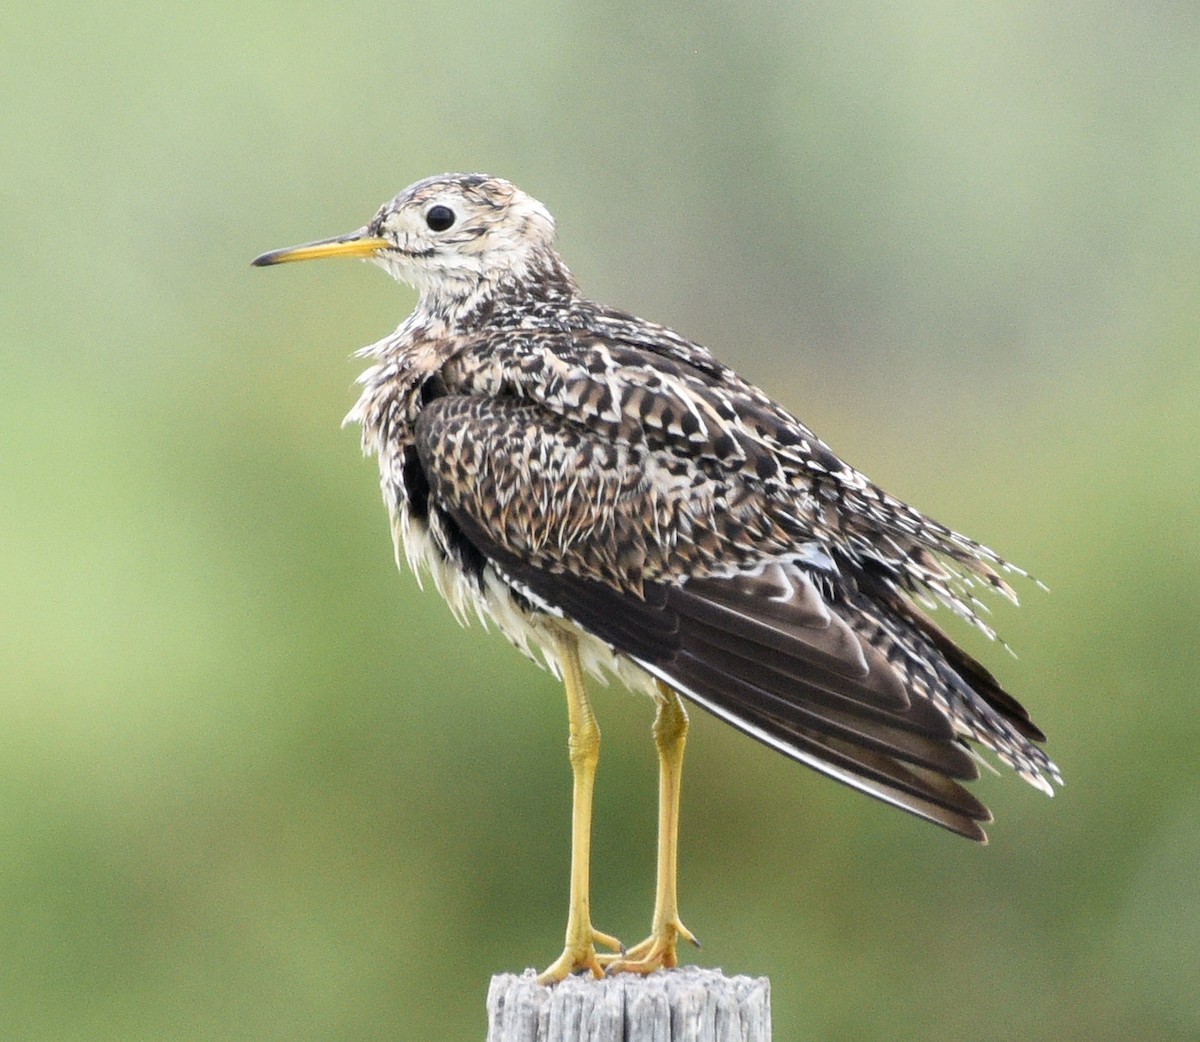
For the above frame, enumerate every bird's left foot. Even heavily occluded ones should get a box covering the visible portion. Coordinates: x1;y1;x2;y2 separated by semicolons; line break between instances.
599;917;699;975
537;925;625;984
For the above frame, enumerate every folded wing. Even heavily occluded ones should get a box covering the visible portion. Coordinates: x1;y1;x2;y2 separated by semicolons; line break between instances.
415;393;1056;841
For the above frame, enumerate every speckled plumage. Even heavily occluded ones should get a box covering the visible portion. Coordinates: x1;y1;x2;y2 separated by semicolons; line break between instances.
264;172;1059;843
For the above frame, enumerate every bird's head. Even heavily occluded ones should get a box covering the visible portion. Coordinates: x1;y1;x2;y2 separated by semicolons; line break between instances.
253;173;569;309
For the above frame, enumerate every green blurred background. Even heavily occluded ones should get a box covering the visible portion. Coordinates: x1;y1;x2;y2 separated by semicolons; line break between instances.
3;3;1197;1040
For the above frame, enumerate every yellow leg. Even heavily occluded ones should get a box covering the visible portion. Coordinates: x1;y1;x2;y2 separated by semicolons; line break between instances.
604;682;698;974
537;632;623;984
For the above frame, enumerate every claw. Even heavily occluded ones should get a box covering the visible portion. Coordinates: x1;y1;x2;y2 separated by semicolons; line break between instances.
538;926;624;984
601;918;697;975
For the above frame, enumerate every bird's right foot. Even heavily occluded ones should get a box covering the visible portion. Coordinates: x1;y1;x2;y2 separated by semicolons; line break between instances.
601;916;699;975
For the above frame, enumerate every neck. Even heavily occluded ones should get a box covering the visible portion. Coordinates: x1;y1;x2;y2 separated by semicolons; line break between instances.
417;249;581;333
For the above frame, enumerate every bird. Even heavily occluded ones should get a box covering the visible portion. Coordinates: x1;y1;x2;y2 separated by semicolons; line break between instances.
252;172;1059;983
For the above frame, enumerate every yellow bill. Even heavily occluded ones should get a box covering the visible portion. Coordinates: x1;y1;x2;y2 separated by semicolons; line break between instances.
251;228;389;267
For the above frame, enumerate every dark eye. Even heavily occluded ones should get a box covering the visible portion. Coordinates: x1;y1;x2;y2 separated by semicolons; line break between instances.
425;205;456;232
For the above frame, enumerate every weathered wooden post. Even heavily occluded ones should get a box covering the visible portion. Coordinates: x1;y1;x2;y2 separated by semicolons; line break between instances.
486;967;771;1041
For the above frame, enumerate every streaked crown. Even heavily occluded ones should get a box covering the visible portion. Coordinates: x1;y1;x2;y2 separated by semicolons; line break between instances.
367;173;560;294
253;173;566;309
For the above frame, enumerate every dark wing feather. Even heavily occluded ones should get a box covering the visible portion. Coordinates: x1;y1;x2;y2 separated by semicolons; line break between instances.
450;523;991;839
414;394;1022;840
443;325;1028;624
